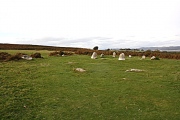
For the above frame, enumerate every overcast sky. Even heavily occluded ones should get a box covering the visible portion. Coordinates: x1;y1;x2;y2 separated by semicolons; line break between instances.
0;0;180;49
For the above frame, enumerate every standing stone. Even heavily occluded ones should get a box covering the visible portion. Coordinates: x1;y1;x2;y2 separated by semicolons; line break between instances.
150;56;156;60
118;53;125;60
112;52;116;57
100;53;104;58
91;52;97;59
142;55;146;59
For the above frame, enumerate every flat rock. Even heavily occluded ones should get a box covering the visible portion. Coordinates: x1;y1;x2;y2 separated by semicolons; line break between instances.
126;69;144;72
75;68;86;72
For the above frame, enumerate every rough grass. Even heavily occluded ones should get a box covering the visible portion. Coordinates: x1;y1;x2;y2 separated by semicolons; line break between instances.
0;50;180;120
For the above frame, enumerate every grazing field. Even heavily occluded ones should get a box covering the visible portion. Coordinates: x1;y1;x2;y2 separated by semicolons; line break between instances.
0;50;180;120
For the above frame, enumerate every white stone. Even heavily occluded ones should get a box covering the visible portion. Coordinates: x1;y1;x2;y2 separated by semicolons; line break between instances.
112;52;116;57
75;68;86;72
150;56;156;60
118;53;125;60
100;53;104;58
126;69;144;72
141;55;146;60
21;55;32;60
91;52;97;59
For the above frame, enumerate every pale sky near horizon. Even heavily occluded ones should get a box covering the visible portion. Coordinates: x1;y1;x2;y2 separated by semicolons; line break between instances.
0;0;180;49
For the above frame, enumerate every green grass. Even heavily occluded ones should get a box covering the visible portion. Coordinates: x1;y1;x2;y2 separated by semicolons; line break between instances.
0;50;180;120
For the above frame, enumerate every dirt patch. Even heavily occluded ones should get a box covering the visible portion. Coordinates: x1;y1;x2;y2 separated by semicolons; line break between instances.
67;62;78;64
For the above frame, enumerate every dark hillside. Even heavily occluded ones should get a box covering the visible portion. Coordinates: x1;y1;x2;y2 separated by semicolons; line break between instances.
0;43;90;52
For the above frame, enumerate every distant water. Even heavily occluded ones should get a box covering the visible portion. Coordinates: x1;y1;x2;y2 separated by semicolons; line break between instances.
160;50;180;52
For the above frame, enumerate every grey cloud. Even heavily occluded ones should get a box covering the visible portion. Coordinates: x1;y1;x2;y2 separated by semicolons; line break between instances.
26;37;114;49
15;36;180;50
16;37;141;49
56;37;114;49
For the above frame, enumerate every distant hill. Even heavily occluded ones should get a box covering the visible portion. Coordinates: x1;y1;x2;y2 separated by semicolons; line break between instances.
0;43;90;51
139;46;180;51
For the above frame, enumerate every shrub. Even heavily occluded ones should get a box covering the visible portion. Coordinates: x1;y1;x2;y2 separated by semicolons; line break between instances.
0;52;11;61
5;53;23;61
49;51;64;56
31;52;42;58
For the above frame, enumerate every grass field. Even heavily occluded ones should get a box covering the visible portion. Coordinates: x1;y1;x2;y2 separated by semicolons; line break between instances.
0;50;180;120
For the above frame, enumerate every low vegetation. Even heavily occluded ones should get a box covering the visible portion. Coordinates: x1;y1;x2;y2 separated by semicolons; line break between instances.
0;50;180;119
0;44;180;59
0;52;43;61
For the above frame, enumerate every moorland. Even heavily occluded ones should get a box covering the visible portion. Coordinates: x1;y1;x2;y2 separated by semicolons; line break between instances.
0;44;180;119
